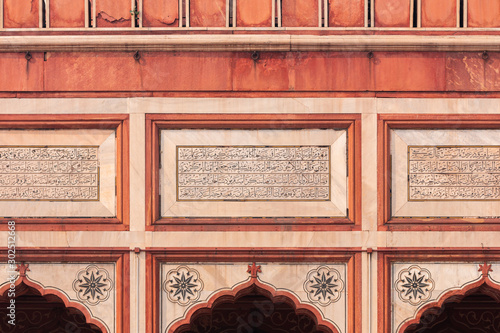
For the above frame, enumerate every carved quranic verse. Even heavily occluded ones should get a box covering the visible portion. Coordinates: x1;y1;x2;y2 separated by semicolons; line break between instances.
0;146;99;201
177;146;330;201
408;146;500;201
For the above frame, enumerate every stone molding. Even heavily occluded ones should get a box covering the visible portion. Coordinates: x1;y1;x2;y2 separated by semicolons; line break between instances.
2;34;500;52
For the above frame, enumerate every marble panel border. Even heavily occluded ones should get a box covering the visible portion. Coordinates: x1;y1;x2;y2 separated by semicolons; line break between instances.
0;247;131;333
377;248;500;333
0;114;130;231
145;248;362;333
378;114;500;231
145;113;362;231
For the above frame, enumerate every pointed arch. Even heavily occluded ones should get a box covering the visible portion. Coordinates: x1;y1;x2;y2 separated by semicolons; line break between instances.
168;277;340;333
398;274;500;333
0;274;108;333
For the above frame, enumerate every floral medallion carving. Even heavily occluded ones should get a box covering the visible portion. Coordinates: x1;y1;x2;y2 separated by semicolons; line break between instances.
395;265;435;306
303;266;344;306
72;265;113;306
164;266;204;306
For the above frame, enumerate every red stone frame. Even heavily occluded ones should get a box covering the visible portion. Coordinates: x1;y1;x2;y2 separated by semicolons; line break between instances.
378;114;500;231
0;114;130;231
145;248;362;333
145;114;361;231
0;248;131;333
377;248;500;333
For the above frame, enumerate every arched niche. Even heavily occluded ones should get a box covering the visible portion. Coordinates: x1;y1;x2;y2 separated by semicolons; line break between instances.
169;277;339;333
399;271;500;333
0;274;108;333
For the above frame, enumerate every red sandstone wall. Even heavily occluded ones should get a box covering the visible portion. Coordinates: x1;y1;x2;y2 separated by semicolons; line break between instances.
1;51;499;95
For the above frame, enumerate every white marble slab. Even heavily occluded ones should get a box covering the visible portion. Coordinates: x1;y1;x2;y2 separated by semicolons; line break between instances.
391;129;500;217
161;129;348;217
161;262;347;333
0;129;116;217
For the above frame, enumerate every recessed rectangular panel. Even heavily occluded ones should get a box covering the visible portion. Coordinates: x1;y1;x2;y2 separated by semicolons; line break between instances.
391;129;500;218
176;145;330;201
408;146;500;201
161;129;347;218
0;146;100;201
0;129;116;217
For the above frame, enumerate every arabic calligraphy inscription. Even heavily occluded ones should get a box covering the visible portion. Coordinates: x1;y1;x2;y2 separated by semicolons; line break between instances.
0;146;99;201
177;146;331;201
408;146;500;201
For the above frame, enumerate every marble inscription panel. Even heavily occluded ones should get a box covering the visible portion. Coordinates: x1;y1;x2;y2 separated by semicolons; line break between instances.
0;146;99;201
408;146;500;201
176;146;330;201
161;129;347;218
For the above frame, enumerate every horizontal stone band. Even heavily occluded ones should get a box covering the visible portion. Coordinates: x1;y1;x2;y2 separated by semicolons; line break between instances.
2;34;500;52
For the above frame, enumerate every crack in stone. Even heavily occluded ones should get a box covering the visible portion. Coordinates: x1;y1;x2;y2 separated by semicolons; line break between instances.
97;12;130;24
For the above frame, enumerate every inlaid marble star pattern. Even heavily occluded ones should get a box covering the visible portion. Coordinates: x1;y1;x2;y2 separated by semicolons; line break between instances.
164;266;204;306
395;265;435;306
171;272;197;300
304;266;344;306
72;265;113;306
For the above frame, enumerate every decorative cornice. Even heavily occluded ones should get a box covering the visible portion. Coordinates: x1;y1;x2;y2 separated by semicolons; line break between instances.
1;34;500;52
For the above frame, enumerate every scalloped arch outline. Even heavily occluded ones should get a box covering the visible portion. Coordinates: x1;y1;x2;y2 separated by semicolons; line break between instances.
167;276;341;333
397;272;500;333
0;273;109;333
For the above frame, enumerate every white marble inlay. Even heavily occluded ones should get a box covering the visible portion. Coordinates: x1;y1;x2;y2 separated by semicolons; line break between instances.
161;129;347;217
0;129;116;217
392;129;500;217
0;146;100;201
177;146;330;201
408;146;500;201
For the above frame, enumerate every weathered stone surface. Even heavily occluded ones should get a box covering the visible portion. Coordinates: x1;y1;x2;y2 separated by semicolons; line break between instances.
233;52;372;91
94;0;131;27
50;0;86;28
468;0;500;27
0;53;43;91
3;0;39;28
43;52;233;92
451;52;500;91
233;52;290;90
485;53;500;91
374;0;410;27
143;0;178;27
190;0;225;27
282;0;318;27
5;51;476;93
4;51;495;93
421;0;456;27
445;53;486;91
236;0;272;27
140;52;233;91
44;52;139;91
293;52;371;91
374;52;446;91
329;0;364;27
